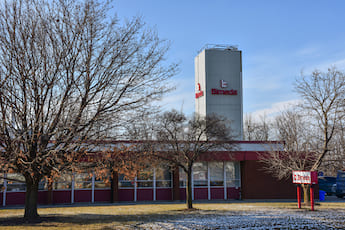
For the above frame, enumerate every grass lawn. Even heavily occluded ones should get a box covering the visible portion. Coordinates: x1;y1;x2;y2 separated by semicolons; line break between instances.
0;202;344;229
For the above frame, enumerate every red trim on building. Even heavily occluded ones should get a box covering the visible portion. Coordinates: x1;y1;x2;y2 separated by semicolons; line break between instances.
137;188;153;201
156;188;172;200
6;192;25;205
74;190;92;202
38;191;50;205
118;189;134;201
227;188;240;199
53;191;72;204
95;190;111;202
194;188;208;200
210;188;223;199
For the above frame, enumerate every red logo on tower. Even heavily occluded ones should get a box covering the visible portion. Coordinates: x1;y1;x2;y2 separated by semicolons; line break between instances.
211;80;237;95
220;80;228;88
195;83;204;99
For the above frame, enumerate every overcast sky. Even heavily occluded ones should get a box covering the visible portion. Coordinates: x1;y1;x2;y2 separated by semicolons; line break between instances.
112;0;345;118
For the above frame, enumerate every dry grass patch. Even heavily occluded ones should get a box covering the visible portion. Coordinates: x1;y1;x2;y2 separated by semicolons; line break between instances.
0;202;344;229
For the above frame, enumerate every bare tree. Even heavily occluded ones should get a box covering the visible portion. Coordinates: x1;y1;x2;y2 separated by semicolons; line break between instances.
295;68;345;171
244;113;272;141
259;108;317;203
0;0;177;219
151;110;236;209
321;118;345;175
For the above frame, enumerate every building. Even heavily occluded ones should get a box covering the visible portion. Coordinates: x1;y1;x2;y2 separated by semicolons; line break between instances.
195;45;243;139
0;141;296;206
0;45;297;207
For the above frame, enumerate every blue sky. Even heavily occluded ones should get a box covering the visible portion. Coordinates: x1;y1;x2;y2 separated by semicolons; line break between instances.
112;0;345;118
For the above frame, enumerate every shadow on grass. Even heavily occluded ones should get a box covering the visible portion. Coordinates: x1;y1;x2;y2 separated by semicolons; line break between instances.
0;209;221;227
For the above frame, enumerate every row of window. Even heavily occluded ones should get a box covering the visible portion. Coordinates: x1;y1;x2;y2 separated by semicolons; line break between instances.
0;162;240;192
179;162;240;187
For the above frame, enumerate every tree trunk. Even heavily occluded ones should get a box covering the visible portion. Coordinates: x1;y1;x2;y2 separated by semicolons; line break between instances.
24;177;39;220
301;184;310;205
110;170;118;203
186;167;193;209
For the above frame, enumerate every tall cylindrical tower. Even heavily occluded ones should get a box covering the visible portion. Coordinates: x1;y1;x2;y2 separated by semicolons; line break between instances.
195;45;243;139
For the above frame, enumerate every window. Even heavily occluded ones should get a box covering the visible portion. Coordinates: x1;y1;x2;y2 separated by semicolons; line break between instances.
6;173;25;192
193;162;208;187
118;174;134;188
210;162;223;186
95;176;110;189
137;169;153;188
53;173;72;190
38;178;48;191
225;162;240;187
156;166;172;188
75;173;92;189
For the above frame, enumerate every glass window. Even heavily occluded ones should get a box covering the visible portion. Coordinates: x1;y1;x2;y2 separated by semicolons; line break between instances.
95;176;111;189
53;173;72;190
6;173;26;192
75;173;92;189
137;169;153;180
156;166;172;188
38;178;48;191
225;162;240;187
118;174;134;188
210;162;223;186
137;169;153;188
193;162;208;187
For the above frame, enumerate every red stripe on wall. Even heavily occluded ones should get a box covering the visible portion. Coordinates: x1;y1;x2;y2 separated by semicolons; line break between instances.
74;190;92;203
137;188;153;201
53;191;72;204
156;188;172;200
194;188;208;200
227;187;240;199
94;189;111;202
211;188;224;199
6;192;25;205
118;189;134;201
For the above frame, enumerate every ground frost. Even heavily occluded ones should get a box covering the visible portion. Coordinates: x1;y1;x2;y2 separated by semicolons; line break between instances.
137;208;345;229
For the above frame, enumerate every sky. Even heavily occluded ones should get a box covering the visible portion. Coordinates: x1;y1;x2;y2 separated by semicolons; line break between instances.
111;0;345;119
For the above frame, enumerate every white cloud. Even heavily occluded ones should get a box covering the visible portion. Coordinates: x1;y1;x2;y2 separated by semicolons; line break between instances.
300;58;345;74
295;45;320;57
249;99;301;122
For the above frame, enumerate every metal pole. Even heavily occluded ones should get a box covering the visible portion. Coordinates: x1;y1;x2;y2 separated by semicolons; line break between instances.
2;174;7;207
207;162;210;200
223;162;227;200
153;168;156;201
91;172;95;203
134;176;137;202
310;185;314;211
297;185;301;209
71;173;75;204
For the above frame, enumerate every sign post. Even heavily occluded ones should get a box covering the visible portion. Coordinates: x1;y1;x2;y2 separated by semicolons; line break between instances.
310;186;315;211
297;185;301;209
292;171;318;211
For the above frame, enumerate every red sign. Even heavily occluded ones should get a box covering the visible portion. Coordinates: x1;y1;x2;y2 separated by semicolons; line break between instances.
292;171;318;184
195;83;204;99
211;88;237;95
